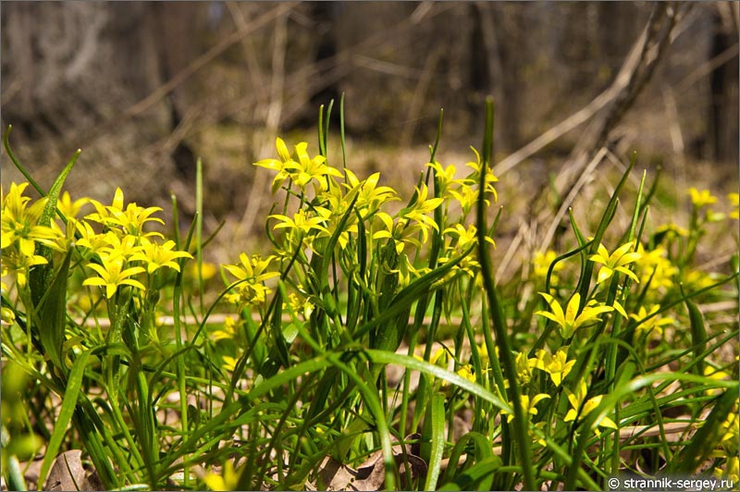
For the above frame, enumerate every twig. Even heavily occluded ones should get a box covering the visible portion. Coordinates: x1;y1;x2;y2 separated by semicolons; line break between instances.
539;147;608;253
400;47;442;148
77;3;297;149
494;90;614;176
122;3;296;120
504;3;688;260
676;43;739;94
235;10;288;241
493;4;684;177
226;2;269;105
662;86;687;208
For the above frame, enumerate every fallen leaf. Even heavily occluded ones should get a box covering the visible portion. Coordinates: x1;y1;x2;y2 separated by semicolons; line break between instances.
316;435;427;491
45;450;101;491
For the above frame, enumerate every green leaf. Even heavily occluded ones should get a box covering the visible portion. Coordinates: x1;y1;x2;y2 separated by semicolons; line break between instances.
684;296;707;376
365;350;511;414
674;386;739;474
30;149;80;305
33;251;73;372
422;393;446;491
441;431;496;486
363;245;474;351
37;350;92;488
438;456;501;491
3;125;44;195
576;152;636;309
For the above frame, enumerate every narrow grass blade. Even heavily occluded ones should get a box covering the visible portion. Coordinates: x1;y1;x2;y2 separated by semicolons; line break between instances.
37;350;92;488
356;245;474;344
30;149;80;305
3;125;44;195
422;392;446;491
576;152;636;309
33;251;72;372
565;371;738;489
476;98;534;490
339;93;347;169
365;350;511;414
438;456;501;491
683;294;707;376
429;108;444;163
674;385;738;474
441;431;496;486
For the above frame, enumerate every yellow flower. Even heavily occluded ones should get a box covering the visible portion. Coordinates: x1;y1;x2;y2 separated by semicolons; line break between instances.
221;355;238;372
533;250;563;284
728;193;739;220
285;142;342;191
82;253;146;299
372;211;422;256
715;456;739;484
501;393;551;422
129;238;192;274
444;223;494;250
634;244;677;292
531;346;575;387
449;185;481;218
1;247;48;288
254;137;295;194
1;182;61;256
719;411;738;446
223;253;279;285
86;187;164;238
564;381;617;431
100;232;143;259
1;306;15;325
430;346;450;368
439;223;492;278
688;187;718;208
456;364;476;383
588;241;641;284
704;366;732;397
683;269;717;292
655;223;690;239
344;169;399;215
312;205;357;251
629;304;674;339
465;146;498;202
211;316;238;342
185;261;218;283
399;183;444;240
287;292;314;319
427;161;474;201
269;209;329;236
223;253;279;307
536;292;613;339
57;191;89;219
254;137;342;194
203;460;243;491
514;351;536;385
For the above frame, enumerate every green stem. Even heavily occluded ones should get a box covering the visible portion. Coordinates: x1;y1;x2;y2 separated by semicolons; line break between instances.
475;98;534;491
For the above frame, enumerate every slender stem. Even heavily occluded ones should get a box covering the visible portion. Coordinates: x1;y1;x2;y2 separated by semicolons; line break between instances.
475;98;535;491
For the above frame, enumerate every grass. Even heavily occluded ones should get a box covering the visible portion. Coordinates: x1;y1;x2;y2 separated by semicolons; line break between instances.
1;98;738;491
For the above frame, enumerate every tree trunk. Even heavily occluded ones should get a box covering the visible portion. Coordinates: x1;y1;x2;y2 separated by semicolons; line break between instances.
709;3;739;165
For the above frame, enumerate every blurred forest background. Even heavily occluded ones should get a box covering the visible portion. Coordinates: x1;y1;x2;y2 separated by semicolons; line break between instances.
1;1;738;266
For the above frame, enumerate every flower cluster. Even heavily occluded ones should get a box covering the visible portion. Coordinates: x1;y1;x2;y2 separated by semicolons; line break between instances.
232;137;499;307
1;185;192;302
1;183;64;288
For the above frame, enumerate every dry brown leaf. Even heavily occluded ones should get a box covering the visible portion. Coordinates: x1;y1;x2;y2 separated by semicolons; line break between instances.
45;450;102;491
316;437;428;491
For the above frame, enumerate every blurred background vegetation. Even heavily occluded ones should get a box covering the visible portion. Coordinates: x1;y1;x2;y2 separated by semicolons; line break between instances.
1;1;737;267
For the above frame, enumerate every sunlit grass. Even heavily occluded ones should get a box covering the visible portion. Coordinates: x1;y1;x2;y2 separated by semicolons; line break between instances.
2;99;738;490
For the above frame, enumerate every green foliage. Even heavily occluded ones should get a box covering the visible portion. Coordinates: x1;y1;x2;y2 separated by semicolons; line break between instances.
1;98;738;491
